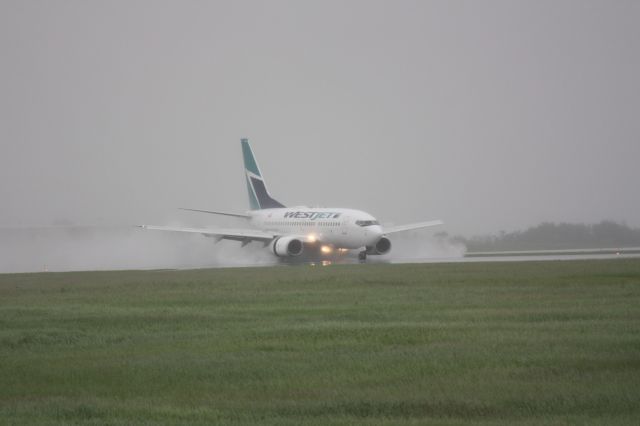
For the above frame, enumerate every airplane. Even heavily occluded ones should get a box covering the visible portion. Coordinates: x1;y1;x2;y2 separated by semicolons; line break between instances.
140;139;443;261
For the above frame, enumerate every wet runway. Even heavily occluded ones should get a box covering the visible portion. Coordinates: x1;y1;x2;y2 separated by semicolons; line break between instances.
1;225;639;273
308;248;640;266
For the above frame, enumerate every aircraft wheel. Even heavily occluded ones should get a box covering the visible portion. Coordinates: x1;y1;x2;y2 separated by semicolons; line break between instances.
358;251;367;262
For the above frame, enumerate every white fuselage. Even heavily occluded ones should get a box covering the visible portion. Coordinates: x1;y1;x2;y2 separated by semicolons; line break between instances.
249;207;383;249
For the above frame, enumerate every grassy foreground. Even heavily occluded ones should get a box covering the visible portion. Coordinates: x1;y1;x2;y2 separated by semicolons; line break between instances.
1;259;640;425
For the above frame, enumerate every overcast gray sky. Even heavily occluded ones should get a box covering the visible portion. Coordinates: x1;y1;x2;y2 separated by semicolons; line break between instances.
1;0;638;236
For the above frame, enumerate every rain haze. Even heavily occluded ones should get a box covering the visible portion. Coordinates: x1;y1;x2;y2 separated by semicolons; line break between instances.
1;0;639;271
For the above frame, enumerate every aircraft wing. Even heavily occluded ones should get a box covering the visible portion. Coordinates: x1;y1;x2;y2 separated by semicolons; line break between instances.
383;220;444;234
138;225;276;243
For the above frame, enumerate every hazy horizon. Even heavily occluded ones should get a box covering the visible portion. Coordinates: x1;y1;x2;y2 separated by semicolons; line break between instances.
2;0;639;237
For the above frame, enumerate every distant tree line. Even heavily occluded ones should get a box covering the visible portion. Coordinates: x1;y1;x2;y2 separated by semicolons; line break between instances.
449;221;640;252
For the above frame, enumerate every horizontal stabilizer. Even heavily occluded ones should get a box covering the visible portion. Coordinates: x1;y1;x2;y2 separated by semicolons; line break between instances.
179;208;250;218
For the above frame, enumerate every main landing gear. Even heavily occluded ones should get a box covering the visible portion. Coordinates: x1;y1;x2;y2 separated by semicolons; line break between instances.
358;251;367;262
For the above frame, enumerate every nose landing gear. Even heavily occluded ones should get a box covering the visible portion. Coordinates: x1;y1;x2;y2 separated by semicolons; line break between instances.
358;251;367;262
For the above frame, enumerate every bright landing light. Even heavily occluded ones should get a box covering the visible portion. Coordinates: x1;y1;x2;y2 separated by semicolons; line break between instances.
307;234;317;243
321;245;333;254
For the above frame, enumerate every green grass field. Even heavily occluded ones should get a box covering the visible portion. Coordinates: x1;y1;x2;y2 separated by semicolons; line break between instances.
1;259;640;425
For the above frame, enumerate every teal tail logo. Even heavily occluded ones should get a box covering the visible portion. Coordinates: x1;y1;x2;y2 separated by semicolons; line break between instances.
241;138;285;210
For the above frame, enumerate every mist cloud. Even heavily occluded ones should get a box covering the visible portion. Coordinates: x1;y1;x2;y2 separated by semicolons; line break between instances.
0;227;277;273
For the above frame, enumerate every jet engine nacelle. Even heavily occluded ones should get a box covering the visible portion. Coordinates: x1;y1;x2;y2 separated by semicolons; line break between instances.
365;236;392;255
271;236;304;257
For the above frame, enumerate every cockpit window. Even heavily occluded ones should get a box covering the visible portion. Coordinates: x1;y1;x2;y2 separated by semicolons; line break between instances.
355;220;379;227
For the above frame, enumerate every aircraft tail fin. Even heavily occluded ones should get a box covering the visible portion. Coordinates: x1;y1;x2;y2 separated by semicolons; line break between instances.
241;138;285;210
